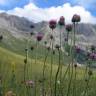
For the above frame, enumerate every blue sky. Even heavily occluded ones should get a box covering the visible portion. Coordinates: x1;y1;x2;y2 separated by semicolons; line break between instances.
0;0;96;16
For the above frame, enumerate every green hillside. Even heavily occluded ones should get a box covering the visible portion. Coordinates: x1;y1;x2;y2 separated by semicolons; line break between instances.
0;45;96;96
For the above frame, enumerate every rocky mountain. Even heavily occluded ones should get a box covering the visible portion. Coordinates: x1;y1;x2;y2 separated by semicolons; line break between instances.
0;12;96;48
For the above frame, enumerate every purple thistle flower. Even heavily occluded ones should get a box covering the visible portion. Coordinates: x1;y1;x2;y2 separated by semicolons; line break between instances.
87;52;90;57
49;20;57;30
5;91;16;96
58;16;65;26
89;52;96;60
75;46;81;53
36;32;44;41
65;24;73;32
25;80;35;88
72;14;81;23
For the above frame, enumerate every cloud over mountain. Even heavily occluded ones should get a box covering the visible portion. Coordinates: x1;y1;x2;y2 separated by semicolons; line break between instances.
6;3;96;24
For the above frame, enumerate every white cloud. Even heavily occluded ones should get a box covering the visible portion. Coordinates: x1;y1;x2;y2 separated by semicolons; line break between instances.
6;3;96;23
72;0;96;9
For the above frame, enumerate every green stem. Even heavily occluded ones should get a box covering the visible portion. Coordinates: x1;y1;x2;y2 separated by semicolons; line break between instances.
50;30;54;96
34;41;38;96
66;22;76;96
54;50;61;96
42;50;49;96
24;39;29;82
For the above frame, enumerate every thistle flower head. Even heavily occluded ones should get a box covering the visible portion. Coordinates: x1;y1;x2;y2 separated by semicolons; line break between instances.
55;44;60;50
38;78;46;83
74;64;77;68
24;59;27;64
30;25;35;28
91;45;95;52
30;46;34;51
89;52;96;60
64;38;68;42
88;70;93;76
53;50;55;55
36;32;44;41
58;16;65;26
65;24;73;32
44;41;47;45
30;31;35;36
75;46;81;53
49;20;57;30
0;35;3;41
25;80;35;88
25;48;28;51
72;14;81;23
5;91;16;96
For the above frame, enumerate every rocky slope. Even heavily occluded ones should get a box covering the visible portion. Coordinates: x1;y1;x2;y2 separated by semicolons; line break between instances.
0;12;96;48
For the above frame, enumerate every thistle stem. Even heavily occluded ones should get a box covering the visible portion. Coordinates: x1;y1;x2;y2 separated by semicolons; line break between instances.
42;50;49;96
66;22;76;96
54;49;61;96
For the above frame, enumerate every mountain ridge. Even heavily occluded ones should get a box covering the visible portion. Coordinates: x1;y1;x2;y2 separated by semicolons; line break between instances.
0;12;96;47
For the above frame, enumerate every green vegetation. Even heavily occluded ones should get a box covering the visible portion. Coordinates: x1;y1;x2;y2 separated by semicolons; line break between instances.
0;42;96;96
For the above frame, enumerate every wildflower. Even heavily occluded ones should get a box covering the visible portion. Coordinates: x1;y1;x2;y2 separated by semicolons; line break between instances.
55;44;60;50
89;52;96;60
49;20;57;30
88;70;93;76
53;50;55;55
72;14;81;23
91;45;95;52
85;78;88;82
30;31;35;36
30;25;35;28
44;41;47;45
0;35;3;41
65;24;73;32
74;64;77;68
25;48;28;51
64;38;68;42
30;46;34;51
5;91;16;96
75;46;81;53
36;32;44;41
58;16;65;26
24;59;27;64
25;80;35;88
38;78;46;83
